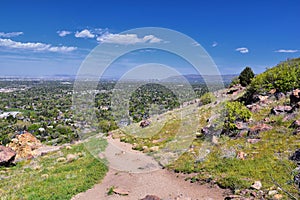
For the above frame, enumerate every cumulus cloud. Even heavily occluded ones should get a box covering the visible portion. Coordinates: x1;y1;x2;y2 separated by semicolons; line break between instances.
0;31;23;38
75;29;95;38
212;41;218;47
0;38;77;53
57;30;71;37
274;49;298;53
97;33;162;45
236;47;249;54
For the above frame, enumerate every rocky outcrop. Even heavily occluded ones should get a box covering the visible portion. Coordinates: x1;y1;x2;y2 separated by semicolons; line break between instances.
8;132;42;160
0;145;16;166
290;89;300;106
227;84;244;95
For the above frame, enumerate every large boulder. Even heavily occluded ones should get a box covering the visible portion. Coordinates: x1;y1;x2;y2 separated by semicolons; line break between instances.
0;145;16;166
8;132;42;160
290;89;300;106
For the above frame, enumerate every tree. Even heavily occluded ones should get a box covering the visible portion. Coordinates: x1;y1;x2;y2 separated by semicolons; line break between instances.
239;67;255;87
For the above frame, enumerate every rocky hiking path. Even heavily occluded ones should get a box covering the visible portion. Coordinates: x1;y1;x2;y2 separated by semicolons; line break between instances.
72;136;227;200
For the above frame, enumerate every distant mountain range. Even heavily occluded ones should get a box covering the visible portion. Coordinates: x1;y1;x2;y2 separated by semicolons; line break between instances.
0;74;237;84
164;74;237;84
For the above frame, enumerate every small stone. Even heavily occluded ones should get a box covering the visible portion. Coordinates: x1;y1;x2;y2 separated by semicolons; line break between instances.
211;136;219;145
112;187;129;196
57;157;66;162
224;195;243;199
41;174;49;179
251;181;262;190
264;117;270;122
237;151;246;160
268;190;278;196
247;139;260;144
140;195;161;200
290;120;300;129
65;146;72;150
149;146;159;152
273;194;283;200
76;152;83;157
195;132;203;138
142;146;149;153
66;154;77;162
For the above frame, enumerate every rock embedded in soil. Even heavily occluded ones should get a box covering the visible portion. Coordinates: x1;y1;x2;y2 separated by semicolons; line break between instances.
251;181;262;190
270;105;293;115
290;149;300;162
290;89;300;106
112;187;129;196
248;123;272;136
140;195;161;200
0;145;16;166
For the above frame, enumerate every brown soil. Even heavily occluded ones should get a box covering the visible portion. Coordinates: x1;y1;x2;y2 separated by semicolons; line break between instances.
72;136;228;200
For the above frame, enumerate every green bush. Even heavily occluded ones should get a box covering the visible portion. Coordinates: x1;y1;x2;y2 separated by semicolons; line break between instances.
239;67;255;87
200;92;216;105
223;101;252;135
243;58;300;103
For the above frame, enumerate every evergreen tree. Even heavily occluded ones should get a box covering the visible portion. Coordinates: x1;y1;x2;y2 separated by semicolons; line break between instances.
239;67;255;86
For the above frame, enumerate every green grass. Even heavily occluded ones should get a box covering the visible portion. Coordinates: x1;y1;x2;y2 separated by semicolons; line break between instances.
116;90;300;198
0;137;108;200
169;98;300;198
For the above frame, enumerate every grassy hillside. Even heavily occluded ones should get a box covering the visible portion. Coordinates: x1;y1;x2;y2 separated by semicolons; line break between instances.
0;137;108;200
113;58;300;199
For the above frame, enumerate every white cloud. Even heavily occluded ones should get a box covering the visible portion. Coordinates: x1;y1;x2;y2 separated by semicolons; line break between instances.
57;30;71;37
97;33;163;45
48;46;77;52
0;38;77;53
236;47;249;54
275;49;298;53
212;41;218;47
0;31;23;38
192;42;200;46
75;29;95;38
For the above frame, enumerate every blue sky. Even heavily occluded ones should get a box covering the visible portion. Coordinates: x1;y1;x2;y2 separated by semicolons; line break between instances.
0;0;299;77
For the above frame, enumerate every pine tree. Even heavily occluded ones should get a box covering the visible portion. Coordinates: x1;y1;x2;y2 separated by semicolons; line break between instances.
239;67;255;87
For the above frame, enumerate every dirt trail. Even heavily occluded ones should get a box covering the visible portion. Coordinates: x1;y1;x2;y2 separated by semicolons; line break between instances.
72;136;227;200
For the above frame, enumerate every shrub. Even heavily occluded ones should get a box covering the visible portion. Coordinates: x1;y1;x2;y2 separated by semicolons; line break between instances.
242;58;300;103
200;92;216;105
223;101;252;135
239;67;255;87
